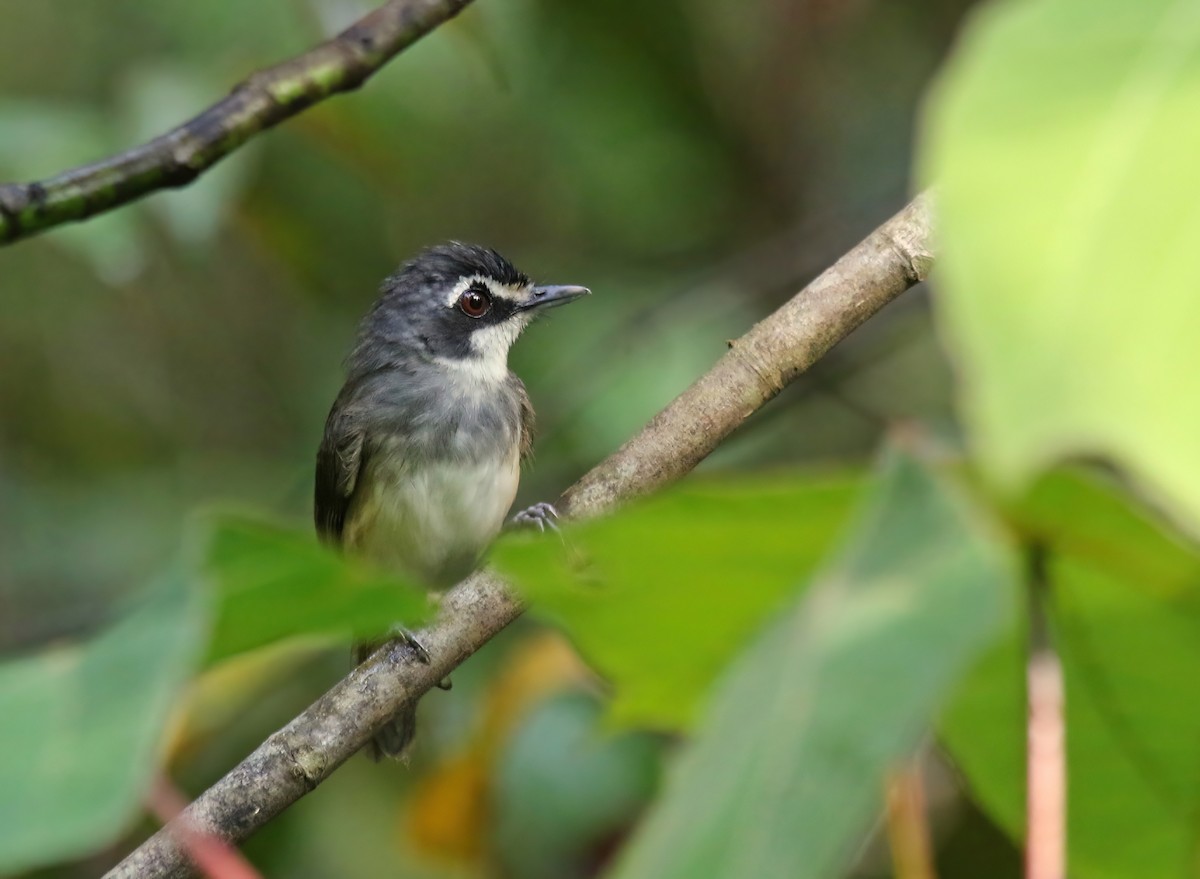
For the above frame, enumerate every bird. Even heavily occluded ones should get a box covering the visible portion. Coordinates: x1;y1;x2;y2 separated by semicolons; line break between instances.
314;242;590;759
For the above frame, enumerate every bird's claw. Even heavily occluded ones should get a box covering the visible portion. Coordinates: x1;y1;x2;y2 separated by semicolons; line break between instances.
391;627;432;665
392;629;451;690
509;501;560;533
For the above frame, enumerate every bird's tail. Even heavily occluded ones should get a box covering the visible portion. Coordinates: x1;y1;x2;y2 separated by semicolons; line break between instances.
354;640;418;761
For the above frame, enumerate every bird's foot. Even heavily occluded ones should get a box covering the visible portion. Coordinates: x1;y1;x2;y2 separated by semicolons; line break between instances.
389;627;450;688
390;626;432;665
508;501;560;533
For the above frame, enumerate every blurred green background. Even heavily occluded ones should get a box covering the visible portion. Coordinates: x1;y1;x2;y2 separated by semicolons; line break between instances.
0;0;1010;876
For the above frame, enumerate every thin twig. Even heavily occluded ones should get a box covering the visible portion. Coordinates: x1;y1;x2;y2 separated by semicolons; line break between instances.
1025;543;1066;879
0;0;475;244
105;192;936;879
885;760;938;879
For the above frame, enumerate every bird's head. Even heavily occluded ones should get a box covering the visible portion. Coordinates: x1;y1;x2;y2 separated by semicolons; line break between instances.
357;242;590;382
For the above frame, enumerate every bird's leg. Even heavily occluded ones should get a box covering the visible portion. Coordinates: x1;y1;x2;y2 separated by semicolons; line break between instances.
507;501;560;533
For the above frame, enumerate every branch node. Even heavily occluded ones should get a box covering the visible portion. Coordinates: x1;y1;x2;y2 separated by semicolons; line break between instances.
881;229;927;285
276;738;326;792
0;184;25;236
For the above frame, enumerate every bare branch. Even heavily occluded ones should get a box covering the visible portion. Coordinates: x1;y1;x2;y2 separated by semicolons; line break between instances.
0;0;475;245
105;192;936;879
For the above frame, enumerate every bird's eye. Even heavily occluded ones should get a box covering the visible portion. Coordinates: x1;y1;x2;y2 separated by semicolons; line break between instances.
458;288;492;318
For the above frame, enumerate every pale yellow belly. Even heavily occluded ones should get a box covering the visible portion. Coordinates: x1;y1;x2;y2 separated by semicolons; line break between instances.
344;450;520;588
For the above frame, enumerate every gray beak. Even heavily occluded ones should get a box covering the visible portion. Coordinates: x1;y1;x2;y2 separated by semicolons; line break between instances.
524;284;591;311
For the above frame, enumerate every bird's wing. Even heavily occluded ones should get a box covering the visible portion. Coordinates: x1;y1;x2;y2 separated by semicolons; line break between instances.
314;406;367;545
516;378;536;463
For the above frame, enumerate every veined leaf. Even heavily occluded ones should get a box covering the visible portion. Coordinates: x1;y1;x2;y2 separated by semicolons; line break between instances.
201;514;433;665
608;446;1016;879
494;470;863;729
0;568;204;873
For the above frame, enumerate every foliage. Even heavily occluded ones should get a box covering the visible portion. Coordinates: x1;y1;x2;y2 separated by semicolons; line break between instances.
0;511;436;873
944;473;1200;878
494;472;862;729
921;0;1200;875
202;514;433;664
921;0;1200;534
3;0;1200;876
608;447;1015;879
0;569;204;874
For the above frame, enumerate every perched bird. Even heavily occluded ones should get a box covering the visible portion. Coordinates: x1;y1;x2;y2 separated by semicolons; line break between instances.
315;242;590;759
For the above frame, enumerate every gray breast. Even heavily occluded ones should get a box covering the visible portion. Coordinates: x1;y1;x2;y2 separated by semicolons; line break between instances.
342;365;527;586
360;364;525;464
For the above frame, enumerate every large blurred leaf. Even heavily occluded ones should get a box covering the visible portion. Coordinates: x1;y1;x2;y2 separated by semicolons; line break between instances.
0;568;204;873
943;472;1200;879
607;446;1015;879
494;471;863;729
201;514;433;664
920;0;1200;532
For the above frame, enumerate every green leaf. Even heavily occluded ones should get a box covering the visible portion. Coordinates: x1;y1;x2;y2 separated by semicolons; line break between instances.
493;471;863;729
943;472;1200;879
0;568;205;873
919;0;1200;532
201;514;433;664
607;446;1016;879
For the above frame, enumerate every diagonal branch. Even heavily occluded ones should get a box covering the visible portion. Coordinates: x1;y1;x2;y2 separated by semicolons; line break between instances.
105;192;936;879
0;0;475;245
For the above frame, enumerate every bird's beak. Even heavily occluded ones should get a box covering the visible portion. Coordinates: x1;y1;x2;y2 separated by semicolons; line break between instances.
524;284;591;311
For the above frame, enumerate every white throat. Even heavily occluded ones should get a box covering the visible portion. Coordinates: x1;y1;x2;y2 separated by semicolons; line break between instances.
435;347;511;386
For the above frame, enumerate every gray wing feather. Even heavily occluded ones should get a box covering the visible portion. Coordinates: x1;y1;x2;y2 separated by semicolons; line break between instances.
514;376;536;462
314;403;367;545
